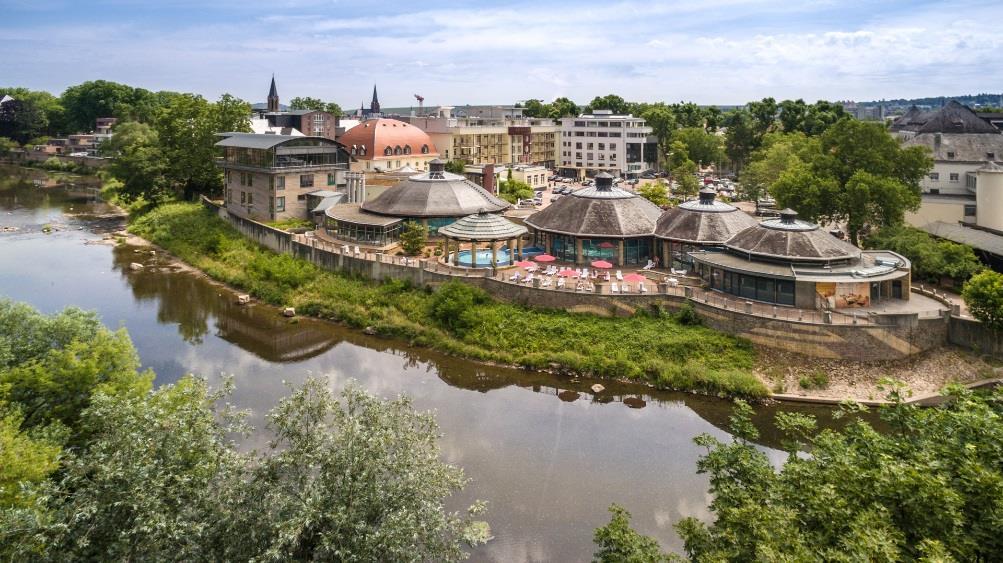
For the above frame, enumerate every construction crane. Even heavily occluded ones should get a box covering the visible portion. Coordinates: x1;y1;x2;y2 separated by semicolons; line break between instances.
414;94;424;115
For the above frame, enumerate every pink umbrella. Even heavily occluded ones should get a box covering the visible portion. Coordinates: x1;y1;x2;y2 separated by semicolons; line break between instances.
598;241;616;249
534;254;556;262
622;273;647;283
514;260;535;268
557;269;578;277
590;260;613;269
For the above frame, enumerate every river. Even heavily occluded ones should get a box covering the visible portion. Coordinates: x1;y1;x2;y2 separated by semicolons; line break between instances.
0;165;842;561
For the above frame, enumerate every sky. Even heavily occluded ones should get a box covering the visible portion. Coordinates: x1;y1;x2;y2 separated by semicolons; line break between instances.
2;0;1001;108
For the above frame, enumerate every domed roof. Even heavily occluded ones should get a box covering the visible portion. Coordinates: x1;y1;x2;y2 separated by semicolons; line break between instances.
361;160;509;218
524;173;661;237
339;118;438;159
654;188;758;243
726;209;861;263
438;210;528;241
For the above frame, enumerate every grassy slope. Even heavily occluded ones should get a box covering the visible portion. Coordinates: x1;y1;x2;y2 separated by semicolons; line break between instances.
130;203;766;397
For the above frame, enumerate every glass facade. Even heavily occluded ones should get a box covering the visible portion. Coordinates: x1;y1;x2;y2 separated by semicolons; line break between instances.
666;241;700;269
325;218;402;247
551;234;577;262
581;238;616;261
699;263;796;306
426;217;457;235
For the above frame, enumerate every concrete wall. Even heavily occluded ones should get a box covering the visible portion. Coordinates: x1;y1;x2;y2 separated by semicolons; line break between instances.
949;316;1003;360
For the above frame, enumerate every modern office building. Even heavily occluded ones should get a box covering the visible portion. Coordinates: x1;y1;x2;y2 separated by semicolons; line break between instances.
557;110;657;179
216;133;351;222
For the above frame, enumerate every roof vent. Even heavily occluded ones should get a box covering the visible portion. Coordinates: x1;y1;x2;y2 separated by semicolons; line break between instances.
698;187;716;205
594;172;613;191
778;208;799;224
428;158;446;179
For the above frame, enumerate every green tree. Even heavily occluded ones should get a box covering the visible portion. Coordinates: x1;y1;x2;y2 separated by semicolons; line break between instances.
640;105;677;153
722;109;758;172
445;159;467;174
289;96;324;110
548;97;579;119
669;391;1003;561
637;180;669;206
771;119;931;244
587;94;630;115
673;160;700;198
0;87;66;136
669;102;706;128
673;127;724;166
865;225;983;283
522;99;547;117
962;270;1003;330
100;121;169;203
60;80;139;131
739;132;816;202
0;98;46;144
593;504;673;562
400;220;428;255
0;137;17;157
0;407;62;508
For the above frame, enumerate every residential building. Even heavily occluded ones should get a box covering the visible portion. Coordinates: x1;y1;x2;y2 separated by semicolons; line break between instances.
254;76;338;139
893;101;1003;197
216;133;351;222
405;109;558;167
557;110;657;179
337;118;440;173
461;163;548;195
839;101;884;121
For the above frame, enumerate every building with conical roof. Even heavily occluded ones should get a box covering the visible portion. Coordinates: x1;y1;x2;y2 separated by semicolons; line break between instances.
524;173;661;266
690;209;911;309
267;75;279;113
654;187;758;269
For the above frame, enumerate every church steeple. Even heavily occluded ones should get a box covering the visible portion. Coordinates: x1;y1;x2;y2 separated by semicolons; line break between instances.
370;84;380;114
267;75;280;113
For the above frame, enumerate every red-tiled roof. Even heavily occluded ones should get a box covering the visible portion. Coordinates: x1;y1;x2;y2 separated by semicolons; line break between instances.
338;118;438;160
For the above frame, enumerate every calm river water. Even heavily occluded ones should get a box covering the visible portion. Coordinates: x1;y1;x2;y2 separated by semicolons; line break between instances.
0;166;841;561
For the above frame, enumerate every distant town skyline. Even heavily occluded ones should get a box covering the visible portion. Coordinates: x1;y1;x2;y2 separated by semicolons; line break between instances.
4;0;1001;107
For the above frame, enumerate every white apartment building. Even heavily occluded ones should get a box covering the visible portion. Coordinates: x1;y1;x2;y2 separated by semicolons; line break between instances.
558;110;657;179
405;110;558;168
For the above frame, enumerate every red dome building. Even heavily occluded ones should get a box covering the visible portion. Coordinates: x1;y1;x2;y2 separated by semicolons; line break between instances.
338;118;439;173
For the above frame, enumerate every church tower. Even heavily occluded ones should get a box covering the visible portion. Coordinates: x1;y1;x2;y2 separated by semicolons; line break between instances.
370;84;380;115
267;75;280;113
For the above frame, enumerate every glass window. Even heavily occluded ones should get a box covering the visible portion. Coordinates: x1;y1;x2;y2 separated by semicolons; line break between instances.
740;275;756;299
756;278;775;302
276;196;285;212
777;280;795;305
247;193;253;205
327;173;336;186
276;176;285;189
300;174;314;188
240;191;246;204
929;172;939;181
949;173;959;181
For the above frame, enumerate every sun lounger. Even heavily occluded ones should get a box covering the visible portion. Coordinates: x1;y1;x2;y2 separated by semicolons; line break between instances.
639;282;648;293
509;272;521;281
354;245;361;256
670;267;688;276
622;284;630;293
582;268;589;278
556;277;565;289
541;277;552;288
523;273;534;285
342;245;350;254
615;270;623;281
611;283;619;293
642;260;655;270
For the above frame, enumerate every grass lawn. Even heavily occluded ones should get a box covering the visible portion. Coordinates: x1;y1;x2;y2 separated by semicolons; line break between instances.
130;202;766;397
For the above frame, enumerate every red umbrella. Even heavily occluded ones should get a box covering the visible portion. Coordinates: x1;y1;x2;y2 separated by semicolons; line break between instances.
514;260;535;268
534;254;556;262
590;260;613;269
598;241;616;249
622;273;647;282
557;269;578;277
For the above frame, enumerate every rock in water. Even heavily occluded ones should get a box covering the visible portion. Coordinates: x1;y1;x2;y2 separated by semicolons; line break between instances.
236;294;251;305
282;307;296;317
591;384;605;393
129;262;144;271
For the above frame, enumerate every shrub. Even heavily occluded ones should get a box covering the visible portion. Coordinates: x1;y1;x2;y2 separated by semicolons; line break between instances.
962;270;1003;330
675;302;702;326
798;370;829;390
428;282;489;337
400;221;427;256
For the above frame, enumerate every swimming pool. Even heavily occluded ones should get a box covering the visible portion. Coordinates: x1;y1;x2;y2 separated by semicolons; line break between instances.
454;248;513;267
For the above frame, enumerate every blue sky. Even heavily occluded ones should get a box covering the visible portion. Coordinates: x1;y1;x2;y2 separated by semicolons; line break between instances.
3;0;1000;107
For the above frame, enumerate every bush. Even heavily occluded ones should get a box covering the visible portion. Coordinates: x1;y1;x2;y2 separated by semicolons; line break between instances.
400;221;427;256
962;270;1003;330
865;225;983;284
798;370;829;390
675;303;702;326
428;282;489;337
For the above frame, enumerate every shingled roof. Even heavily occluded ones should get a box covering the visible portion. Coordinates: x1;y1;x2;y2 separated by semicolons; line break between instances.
437;211;528;241
891;101;999;135
725;209;862;263
361;160;508;218
524;173;662;237
654;188;758;243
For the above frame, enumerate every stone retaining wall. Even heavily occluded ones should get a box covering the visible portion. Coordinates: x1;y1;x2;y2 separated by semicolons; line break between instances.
948;316;1003;361
203;197;964;362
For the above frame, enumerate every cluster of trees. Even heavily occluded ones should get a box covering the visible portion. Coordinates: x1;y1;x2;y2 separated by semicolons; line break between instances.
520;97;579;119
864;225;983;284
595;387;1003;561
0;299;488;561
288;96;343;117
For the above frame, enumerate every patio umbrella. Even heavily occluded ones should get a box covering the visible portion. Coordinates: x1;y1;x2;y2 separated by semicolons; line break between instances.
534;254;556;262
590;260;613;269
557;269;578;277
598;241;616;249
622;273;647;283
514;260;536;268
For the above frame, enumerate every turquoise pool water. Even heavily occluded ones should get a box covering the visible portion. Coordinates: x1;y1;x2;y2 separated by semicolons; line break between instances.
455;248;513;267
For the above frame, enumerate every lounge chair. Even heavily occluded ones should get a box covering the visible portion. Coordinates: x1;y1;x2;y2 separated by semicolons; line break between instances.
541;277;552;288
354;245;361;256
342;245;350;254
611;283;619;293
639;282;648;293
615;270;624;281
670;267;688;276
642;260;655;270
509;272;521;282
523;273;534;285
582;268;589;278
622;284;631;293
556;277;565;289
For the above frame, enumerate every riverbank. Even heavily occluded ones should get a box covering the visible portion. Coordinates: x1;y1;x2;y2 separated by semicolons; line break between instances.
128;202;767;397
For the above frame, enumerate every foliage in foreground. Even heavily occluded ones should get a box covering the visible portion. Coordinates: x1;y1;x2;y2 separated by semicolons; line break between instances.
865;224;983;284
0;302;486;561
129;203;765;397
596;387;1003;561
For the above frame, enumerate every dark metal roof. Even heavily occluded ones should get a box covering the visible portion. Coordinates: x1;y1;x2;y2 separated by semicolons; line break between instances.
654;190;758;243
361;168;509;218
891;101;1000;135
438;211;528;241
726;211;862;263
524;184;662;238
215;133;338;150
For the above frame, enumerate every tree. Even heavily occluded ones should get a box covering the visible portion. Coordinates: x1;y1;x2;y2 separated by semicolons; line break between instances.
673;162;700;198
400;220;428;255
673;127;724;166
498;178;534;204
586;94;630;115
0;98;45;144
637;180;669;206
289;96;325;111
324;101;343;116
865;226;985;283
60;80;138;132
100;121;169;203
0;407;62;508
522;99;547;117
670;102;706;128
770;119;931;244
962;270;1003;330
1;87;66;136
0;137;17;157
593;504;673;562
445;159;467;174
548;97;579;119
739;132;816;202
639;105;676;153
722;109;758;172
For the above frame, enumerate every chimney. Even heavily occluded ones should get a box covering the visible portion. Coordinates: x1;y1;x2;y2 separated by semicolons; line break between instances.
482;164;496;194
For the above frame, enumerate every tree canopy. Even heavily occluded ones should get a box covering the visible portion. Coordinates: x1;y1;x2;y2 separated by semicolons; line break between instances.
962;270;1003;330
289;96;343;116
864;225;983;284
